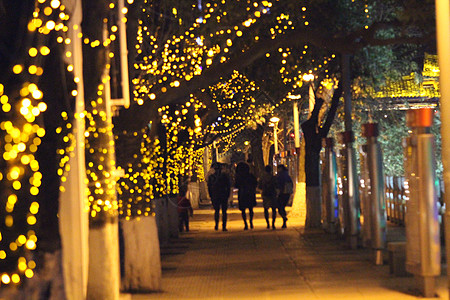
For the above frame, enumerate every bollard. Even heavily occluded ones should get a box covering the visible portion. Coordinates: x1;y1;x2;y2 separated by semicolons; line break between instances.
360;143;371;248
336;150;346;237
404;108;440;297
321;138;338;233
338;131;360;248
361;123;387;265
385;176;393;221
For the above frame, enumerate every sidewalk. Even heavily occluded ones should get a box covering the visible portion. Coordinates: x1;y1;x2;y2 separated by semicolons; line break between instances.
121;206;448;300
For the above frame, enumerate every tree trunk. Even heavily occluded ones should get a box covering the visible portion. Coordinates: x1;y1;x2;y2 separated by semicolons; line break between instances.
303;136;323;228
301;83;342;229
289;139;306;220
262;130;272;166
121;216;161;292
87;220;120;300
250;125;265;178
81;1;121;299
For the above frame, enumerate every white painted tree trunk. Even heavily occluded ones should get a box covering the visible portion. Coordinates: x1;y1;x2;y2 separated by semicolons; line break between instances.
121;216;162;292
289;182;306;221
305;186;322;228
187;182;200;209
87;221;120;300
0;251;66;300
155;198;170;245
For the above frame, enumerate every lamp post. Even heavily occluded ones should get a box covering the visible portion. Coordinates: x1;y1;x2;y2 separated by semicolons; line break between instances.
270;116;280;154
287;94;301;149
302;73;315;118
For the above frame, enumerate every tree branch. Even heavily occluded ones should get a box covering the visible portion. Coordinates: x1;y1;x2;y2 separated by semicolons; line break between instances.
116;18;433;132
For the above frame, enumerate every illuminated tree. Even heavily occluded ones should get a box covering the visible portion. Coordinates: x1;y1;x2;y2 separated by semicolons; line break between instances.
0;0;76;295
0;0;438;296
114;0;437;233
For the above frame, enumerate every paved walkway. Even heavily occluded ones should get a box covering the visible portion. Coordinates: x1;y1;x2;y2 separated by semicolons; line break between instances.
121;206;449;300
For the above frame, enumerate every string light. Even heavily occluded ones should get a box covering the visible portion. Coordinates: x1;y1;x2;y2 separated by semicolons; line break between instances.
0;0;67;286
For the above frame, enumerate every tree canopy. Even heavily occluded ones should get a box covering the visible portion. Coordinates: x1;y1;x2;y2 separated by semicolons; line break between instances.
116;0;436;134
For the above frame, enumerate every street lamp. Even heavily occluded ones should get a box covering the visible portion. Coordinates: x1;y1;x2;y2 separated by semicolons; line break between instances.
287;94;301;149
270;116;280;123
302;73;315;118
270;116;280;154
302;73;315;82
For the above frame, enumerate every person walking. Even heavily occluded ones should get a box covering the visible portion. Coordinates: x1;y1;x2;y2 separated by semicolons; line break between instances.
259;165;278;229
207;163;231;231
177;189;193;232
235;162;257;230
276;164;293;228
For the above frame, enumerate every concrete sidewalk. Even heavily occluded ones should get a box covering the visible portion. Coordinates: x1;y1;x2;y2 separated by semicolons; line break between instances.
121;206;448;300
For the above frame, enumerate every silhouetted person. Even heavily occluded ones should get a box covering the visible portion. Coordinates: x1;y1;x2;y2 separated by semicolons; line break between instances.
177;190;193;232
259;165;278;229
207;163;231;231
276;164;293;228
235;162;257;230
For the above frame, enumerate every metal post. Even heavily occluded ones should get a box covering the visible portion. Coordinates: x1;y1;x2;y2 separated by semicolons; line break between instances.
340;54;360;249
321;138;338;233
293;101;300;148
435;0;450;297
339;131;360;249
361;123;387;265
273;123;279;154
110;0;131;108
404;109;440;298
360;142;371;248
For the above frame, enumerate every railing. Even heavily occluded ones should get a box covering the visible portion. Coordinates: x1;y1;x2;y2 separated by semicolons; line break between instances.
385;176;407;225
385;176;445;226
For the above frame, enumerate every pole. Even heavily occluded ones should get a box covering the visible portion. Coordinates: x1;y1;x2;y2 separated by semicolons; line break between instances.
117;0;130;108
341;54;360;248
435;0;450;297
273;123;278;154
293;101;300;148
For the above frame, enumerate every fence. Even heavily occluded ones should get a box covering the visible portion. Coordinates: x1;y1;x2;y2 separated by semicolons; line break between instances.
384;176;445;225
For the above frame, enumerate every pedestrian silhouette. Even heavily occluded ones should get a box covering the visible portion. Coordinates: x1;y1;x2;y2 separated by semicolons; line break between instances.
276;164;293;228
259;165;278;229
235;162;257;230
177;189;193;232
207;163;231;231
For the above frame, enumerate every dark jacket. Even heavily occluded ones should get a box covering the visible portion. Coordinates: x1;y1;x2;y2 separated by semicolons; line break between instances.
276;169;293;195
207;170;231;203
177;196;193;215
259;172;277;198
235;163;257;210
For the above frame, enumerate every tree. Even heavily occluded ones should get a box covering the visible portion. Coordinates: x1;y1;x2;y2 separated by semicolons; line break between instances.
115;0;437;235
302;82;342;228
0;0;438;296
0;1;76;298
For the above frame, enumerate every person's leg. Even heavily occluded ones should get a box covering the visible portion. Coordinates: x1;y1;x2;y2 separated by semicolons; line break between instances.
178;215;184;232
214;205;220;230
264;207;270;228
271;207;277;229
185;214;190;232
222;201;228;231
249;207;254;229
280;194;289;228
277;195;287;228
241;209;248;230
